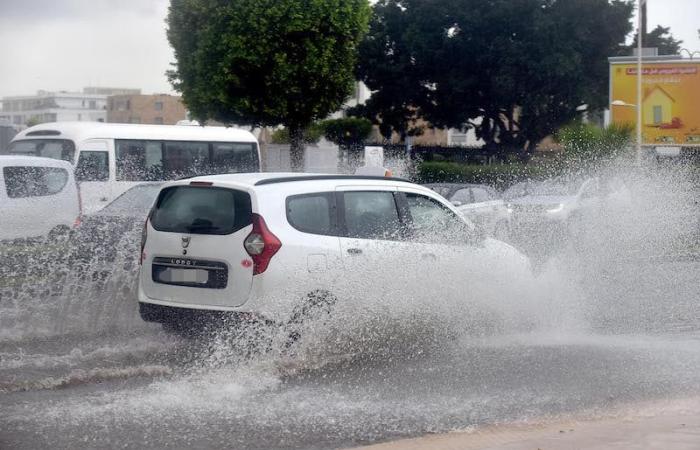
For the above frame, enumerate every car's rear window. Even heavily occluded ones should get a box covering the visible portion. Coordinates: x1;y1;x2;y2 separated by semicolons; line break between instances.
150;186;252;235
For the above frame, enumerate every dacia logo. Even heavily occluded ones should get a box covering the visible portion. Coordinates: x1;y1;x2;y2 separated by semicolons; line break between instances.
170;258;193;266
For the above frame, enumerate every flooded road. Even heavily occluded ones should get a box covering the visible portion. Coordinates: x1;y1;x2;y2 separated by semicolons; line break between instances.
1;257;699;450
1;169;699;449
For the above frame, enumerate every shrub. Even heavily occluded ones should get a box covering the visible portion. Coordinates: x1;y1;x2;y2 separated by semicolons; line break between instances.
558;122;634;164
416;162;556;190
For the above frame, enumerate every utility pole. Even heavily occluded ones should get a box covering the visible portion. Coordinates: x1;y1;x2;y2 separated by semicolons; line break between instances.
636;0;645;165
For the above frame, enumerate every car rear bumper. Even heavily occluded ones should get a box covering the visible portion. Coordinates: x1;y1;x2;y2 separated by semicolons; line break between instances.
139;301;270;327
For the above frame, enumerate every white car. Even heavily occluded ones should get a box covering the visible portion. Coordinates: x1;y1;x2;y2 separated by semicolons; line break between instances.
424;183;510;237
0;155;81;241
137;173;531;333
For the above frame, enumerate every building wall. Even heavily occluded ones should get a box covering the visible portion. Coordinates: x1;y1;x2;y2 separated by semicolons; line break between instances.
107;94;187;125
0;87;139;128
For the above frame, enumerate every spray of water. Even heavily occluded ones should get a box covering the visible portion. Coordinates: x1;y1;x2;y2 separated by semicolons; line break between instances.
1;159;698;441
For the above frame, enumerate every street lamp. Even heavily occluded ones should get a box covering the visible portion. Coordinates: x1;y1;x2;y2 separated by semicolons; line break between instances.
634;0;643;165
611;100;636;107
611;99;642;163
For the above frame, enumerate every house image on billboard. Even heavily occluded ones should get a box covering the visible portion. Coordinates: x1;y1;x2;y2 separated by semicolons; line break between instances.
643;85;675;126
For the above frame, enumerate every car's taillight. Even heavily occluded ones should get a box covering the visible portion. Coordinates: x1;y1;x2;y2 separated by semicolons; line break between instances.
140;218;148;265
244;214;281;275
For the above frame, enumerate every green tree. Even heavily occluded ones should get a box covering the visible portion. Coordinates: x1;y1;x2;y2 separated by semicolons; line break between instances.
167;0;371;171
320;117;373;146
25;116;42;128
627;25;683;55
357;0;634;159
270;124;324;145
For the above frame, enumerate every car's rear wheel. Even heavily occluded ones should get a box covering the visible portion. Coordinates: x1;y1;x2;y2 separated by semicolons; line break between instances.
286;290;337;346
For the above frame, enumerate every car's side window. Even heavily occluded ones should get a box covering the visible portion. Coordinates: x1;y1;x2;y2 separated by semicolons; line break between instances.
470;187;491;203
287;192;336;236
450;188;472;205
341;191;403;240
405;193;470;244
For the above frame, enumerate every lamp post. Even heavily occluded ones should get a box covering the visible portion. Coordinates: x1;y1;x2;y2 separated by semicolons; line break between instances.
680;48;700;59
635;0;644;165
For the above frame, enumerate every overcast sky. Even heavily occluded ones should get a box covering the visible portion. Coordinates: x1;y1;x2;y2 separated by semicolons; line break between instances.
0;0;698;98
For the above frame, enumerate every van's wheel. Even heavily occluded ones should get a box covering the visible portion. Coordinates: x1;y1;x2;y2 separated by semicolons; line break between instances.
286;290;337;345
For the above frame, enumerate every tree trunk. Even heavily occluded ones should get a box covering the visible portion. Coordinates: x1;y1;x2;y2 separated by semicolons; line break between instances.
289;125;305;172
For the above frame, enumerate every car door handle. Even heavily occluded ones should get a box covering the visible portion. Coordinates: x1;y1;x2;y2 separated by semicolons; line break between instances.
422;253;437;260
99;197;108;202
347;248;363;255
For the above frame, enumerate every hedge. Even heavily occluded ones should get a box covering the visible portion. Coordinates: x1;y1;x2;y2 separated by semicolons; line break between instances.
415;161;559;190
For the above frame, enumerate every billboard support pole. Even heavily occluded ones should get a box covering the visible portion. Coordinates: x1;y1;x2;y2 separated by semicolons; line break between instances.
636;0;644;164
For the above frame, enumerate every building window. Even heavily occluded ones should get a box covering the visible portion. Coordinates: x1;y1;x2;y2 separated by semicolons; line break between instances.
89;100;97;109
154;101;164;111
154;117;164;125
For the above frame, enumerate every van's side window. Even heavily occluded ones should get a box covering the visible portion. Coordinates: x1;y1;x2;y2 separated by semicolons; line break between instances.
212;143;258;173
116;140;164;181
341;191;403;240
3;167;69;198
75;151;109;182
163;142;209;179
287;193;335;236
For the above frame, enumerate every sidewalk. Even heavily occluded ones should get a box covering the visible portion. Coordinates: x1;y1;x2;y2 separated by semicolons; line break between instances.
353;398;700;450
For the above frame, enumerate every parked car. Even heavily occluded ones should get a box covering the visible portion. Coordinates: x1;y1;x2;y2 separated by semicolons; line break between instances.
0;155;81;242
71;183;162;267
138;173;531;335
503;177;632;237
423;183;510;238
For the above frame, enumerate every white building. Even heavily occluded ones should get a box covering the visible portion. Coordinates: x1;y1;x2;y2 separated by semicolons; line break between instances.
0;87;141;129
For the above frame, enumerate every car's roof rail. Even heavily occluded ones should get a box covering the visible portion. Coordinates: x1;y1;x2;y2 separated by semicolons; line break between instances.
254;174;412;186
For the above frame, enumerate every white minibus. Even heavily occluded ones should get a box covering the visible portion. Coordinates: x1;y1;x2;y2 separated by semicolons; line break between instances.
7;122;260;213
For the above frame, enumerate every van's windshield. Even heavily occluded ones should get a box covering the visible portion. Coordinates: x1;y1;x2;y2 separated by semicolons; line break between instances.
8;139;76;163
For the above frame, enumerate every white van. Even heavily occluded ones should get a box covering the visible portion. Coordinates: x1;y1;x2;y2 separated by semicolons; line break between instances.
7;122;260;213
0;156;81;241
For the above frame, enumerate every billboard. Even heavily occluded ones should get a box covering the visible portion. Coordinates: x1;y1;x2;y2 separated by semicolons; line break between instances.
610;61;700;146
